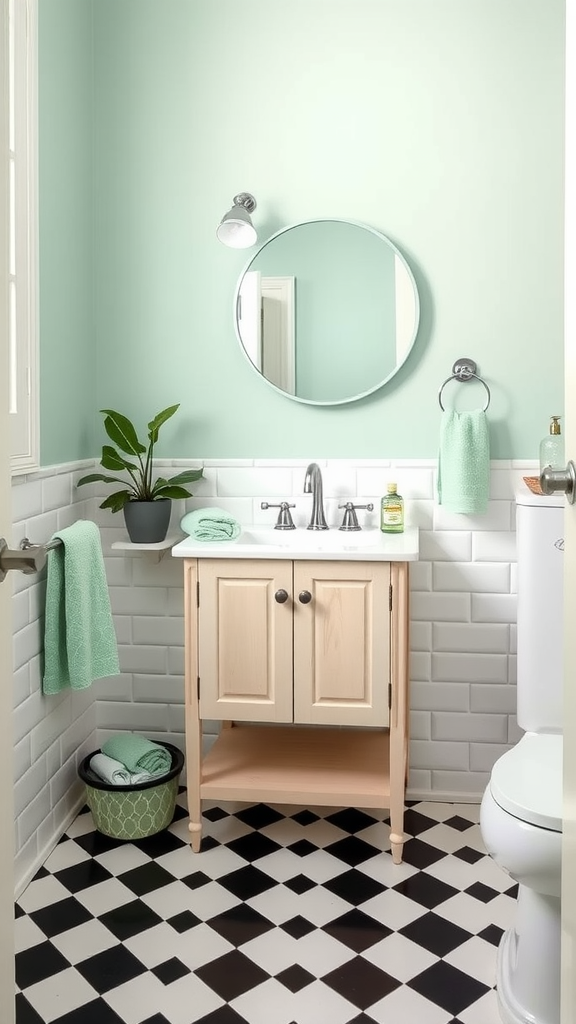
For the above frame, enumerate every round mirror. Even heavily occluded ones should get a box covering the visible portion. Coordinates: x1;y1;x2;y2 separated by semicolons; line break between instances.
234;219;420;406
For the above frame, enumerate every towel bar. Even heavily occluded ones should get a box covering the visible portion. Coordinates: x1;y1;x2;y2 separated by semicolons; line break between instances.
438;357;491;411
0;535;62;581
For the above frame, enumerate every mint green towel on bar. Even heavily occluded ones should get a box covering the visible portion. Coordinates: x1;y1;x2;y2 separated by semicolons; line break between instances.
180;507;241;541
42;521;119;695
437;409;490;514
101;733;171;777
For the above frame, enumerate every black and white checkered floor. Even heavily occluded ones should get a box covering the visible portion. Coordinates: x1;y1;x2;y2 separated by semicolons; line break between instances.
15;794;516;1024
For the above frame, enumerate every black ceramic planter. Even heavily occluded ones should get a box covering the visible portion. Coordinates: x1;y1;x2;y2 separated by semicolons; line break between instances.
123;499;172;543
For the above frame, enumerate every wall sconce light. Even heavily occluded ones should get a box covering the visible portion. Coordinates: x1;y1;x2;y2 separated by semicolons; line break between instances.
217;192;257;249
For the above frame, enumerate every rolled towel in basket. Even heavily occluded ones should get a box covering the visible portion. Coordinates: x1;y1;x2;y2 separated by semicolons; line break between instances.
101;733;172;777
180;507;241;541
89;752;156;786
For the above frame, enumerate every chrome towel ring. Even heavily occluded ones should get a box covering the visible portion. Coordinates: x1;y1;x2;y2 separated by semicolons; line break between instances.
438;358;491;411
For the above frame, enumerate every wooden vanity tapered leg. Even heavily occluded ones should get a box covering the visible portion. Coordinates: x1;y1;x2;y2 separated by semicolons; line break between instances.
184;561;202;852
389;561;410;865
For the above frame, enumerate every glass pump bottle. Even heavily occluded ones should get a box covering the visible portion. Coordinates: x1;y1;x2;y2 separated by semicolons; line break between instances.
539;416;564;474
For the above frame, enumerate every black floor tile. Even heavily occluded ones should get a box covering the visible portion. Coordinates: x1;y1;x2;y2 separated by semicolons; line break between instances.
53;860;113;893
402;809;440;836
207;903;275;945
408;960;490;1015
275;963;315;992
323;868;386;906
392;871;459;910
325;808;380;834
29;896;93;937
286;838;319;857
15;994;46;1024
281;915;317;939
478;923;505;946
323;955;401;1009
180;870;211;890
99;899;164;940
444;815;477;832
226;831;283;862
400;912;473;957
233;803;284;829
465;881;500;903
194;1008;248;1024
116;862;175;896
196;949;269;1001
75;944;147;993
167;909;201;932
284;873;316;895
218;864;277;900
49;998;126;1023
151;957;191;984
453;845;484;864
203;806;230;822
290;809;320;826
399;838;447;870
15;941;70;989
324;835;382;866
323;908;392;952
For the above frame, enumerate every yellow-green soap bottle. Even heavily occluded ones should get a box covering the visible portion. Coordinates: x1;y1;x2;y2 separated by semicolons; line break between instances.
380;483;404;534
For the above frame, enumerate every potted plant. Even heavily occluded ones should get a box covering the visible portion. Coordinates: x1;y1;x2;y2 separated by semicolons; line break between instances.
78;404;203;543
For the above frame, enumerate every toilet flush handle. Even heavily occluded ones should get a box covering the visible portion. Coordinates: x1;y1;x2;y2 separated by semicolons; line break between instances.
540;461;576;504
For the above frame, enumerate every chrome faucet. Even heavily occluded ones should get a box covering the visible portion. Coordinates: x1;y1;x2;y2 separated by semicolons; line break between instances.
303;463;329;530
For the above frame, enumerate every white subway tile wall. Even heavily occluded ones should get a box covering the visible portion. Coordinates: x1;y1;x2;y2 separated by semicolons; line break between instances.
11;457;537;894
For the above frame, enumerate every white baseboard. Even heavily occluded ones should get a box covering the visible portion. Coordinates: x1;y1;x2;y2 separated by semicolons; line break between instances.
14;791;87;900
406;789;483;805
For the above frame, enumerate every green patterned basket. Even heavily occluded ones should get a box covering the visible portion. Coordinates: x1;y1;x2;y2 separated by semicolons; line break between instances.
78;742;184;840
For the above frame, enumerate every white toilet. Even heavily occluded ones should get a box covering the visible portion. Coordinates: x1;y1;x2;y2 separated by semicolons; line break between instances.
480;491;564;1024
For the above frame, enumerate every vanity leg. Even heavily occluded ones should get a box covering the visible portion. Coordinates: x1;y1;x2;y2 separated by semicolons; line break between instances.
188;819;203;853
389;828;405;865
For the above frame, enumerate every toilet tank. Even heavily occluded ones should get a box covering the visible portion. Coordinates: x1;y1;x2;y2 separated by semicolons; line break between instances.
516;492;564;732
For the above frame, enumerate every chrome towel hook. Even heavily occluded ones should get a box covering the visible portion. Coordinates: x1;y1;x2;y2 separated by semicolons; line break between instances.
438;358;491;411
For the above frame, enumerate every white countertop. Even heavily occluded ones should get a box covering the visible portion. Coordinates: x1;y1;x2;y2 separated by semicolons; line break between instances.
171;526;419;562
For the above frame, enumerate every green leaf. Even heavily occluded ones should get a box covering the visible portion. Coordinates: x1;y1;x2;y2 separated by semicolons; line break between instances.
100;409;147;456
77;472;132;487
99;490;132;512
165;468;204;486
147;404;180;444
153;484;195;500
100;445;139;473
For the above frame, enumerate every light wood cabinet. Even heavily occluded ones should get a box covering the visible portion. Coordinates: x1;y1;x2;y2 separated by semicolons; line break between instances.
182;556;410;862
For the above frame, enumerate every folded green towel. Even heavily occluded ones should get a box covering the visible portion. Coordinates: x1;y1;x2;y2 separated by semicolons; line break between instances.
43;521;120;694
437;409;490;514
101;733;172;777
181;507;241;541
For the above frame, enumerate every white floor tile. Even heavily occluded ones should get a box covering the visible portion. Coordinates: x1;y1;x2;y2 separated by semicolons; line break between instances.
444;935;499;987
293;848;347;884
23;967;98;1023
417;822;479;854
369;982;454;1024
191;842;247;879
148;971;223;1024
51;918;119;964
94;843;152;875
43;839;91;873
73;876;136;916
231;977;296;1024
123;921;184;969
255;846;307;882
426;853;490;891
472;857;516;893
103;970;168;1024
175;922;234;972
293;929;355;976
143;878;238;922
248;883;308;925
290;978;357;1024
435;891;505;934
14;914;47;953
458;988;503;1024
359;852;419;887
240;927;300;976
361;887;428;930
363;931;439;982
17;874;73;913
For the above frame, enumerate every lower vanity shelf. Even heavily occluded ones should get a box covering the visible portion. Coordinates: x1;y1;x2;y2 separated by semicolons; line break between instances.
188;723;407;863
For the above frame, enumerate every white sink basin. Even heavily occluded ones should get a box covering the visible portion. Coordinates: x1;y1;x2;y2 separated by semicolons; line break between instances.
172;525;419;562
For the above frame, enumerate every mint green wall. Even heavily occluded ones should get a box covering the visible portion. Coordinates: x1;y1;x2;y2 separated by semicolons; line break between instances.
39;0;565;462
38;0;94;464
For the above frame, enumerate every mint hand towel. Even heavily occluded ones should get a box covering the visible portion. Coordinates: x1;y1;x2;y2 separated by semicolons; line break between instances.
101;733;171;777
437;409;490;514
42;521;120;694
181;507;241;541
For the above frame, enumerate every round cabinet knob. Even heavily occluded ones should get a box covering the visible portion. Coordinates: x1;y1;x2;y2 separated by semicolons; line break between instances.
275;589;289;604
298;590;312;604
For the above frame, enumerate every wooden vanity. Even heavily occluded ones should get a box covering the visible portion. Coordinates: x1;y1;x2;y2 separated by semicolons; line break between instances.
173;529;418;863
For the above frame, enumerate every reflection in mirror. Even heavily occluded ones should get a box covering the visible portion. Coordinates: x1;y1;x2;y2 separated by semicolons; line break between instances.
235;219;420;406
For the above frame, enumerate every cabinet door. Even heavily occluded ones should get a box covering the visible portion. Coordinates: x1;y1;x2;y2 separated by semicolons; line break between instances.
198;559;293;722
293;561;391;727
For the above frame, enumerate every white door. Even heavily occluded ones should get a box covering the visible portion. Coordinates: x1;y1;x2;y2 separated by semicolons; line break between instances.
0;0;16;1016
562;5;576;1019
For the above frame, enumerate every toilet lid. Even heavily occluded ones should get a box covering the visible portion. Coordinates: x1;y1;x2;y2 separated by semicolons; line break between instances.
490;733;563;832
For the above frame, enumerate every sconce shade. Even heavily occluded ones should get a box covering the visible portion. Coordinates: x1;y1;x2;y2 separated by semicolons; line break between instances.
217;192;257;248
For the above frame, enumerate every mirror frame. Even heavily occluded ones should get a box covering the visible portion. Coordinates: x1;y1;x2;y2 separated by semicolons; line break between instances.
233;218;420;406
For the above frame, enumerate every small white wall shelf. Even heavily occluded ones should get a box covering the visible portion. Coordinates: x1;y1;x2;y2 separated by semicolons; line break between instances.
111;533;182;562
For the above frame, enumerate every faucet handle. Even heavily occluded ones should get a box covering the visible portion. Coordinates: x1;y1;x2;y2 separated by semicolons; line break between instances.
261;501;296;530
338;502;374;532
